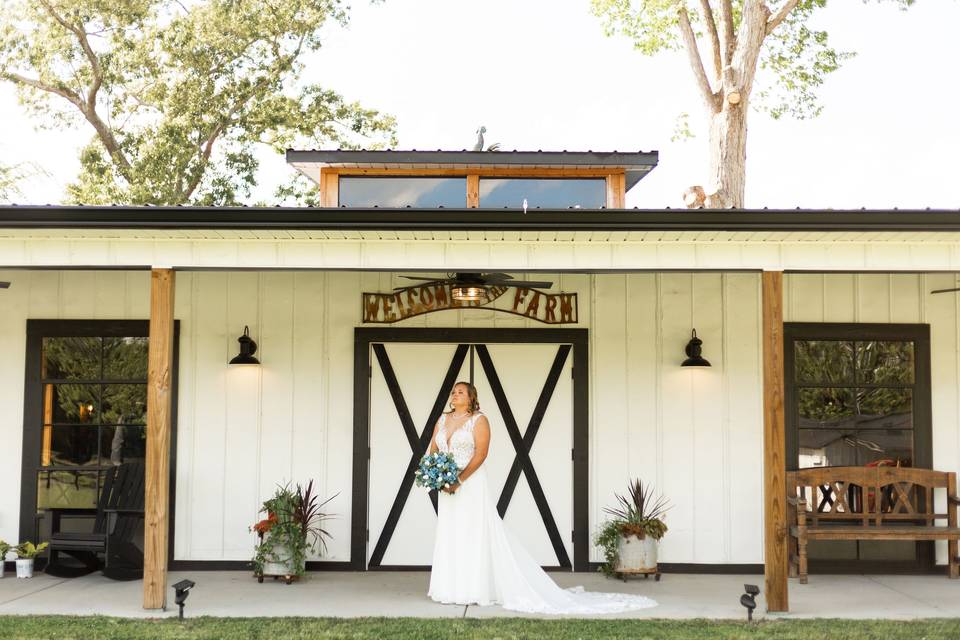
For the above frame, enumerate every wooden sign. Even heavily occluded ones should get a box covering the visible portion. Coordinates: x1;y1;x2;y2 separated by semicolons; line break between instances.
362;284;578;324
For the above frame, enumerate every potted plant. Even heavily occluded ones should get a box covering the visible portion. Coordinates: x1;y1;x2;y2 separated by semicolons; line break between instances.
595;479;670;579
0;540;11;578
14;541;48;579
251;480;336;584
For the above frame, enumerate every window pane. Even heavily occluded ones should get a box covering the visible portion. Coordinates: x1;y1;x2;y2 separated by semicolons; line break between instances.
102;384;147;425
103;337;148;380
800;428;854;467
857;341;914;384
798;387;855;428
478;178;606;209
795;341;854;384
50;384;100;425
42;337;101;380
46;426;99;466
854;429;913;467
100;426;146;466
37;470;99;509
338;176;466;208
856;388;912;429
799;428;913;467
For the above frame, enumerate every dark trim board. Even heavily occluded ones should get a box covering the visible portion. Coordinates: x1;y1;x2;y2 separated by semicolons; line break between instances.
19;319;180;568
586;562;766;575
353;328;590;572
5;205;960;232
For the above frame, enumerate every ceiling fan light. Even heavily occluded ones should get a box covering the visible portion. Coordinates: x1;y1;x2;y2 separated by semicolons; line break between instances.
452;285;486;302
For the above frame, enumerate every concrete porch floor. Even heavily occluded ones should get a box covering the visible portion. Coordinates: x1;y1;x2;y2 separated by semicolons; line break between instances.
2;570;959;619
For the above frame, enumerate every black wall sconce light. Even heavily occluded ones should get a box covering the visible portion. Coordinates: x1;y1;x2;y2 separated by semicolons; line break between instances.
229;326;260;365
681;329;711;367
172;578;196;619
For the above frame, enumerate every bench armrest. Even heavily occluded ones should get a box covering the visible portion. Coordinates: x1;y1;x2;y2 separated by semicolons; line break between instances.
948;495;960;506
786;496;807;507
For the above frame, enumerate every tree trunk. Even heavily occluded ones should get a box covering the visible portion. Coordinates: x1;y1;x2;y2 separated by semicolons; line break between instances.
705;99;748;208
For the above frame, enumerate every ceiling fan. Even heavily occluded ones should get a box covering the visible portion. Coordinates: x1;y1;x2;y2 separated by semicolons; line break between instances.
931;287;960;294
395;272;554;301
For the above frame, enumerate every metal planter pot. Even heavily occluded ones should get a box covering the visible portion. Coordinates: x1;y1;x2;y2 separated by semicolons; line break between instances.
616;534;658;572
15;558;34;579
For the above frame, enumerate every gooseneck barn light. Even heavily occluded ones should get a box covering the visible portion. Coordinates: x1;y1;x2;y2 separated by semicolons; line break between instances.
681;329;711;367
229;326;260;365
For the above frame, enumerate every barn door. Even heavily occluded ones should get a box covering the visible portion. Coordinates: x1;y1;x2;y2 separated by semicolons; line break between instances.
366;340;574;569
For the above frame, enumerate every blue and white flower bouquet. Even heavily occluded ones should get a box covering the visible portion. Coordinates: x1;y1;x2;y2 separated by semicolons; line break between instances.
414;452;461;490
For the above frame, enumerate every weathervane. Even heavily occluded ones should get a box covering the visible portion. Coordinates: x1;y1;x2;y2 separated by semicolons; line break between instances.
472;125;500;152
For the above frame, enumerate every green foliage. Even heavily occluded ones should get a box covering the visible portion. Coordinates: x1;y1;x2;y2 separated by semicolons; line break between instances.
252;481;336;577
591;0;913;121
0;160;46;201
0;0;397;205
594;479;670;577
0;539;12;558
15;541;49;559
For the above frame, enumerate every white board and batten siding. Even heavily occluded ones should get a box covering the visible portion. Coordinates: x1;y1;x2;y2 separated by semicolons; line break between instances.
2;269;960;567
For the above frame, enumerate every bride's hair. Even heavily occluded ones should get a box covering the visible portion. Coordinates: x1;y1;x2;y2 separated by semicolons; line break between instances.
449;381;480;414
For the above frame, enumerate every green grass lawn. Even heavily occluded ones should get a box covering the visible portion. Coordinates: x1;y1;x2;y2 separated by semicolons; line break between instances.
0;617;958;640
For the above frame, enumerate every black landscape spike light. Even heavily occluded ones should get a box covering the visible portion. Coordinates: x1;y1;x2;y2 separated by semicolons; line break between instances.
740;583;760;621
681;329;711;367
228;325;260;365
172;579;195;619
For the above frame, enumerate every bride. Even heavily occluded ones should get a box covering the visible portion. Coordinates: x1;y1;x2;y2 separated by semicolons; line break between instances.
427;381;657;614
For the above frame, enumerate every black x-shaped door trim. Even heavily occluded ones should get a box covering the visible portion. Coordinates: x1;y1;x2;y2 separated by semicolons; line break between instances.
476;344;572;568
352;328;590;572
367;343;468;568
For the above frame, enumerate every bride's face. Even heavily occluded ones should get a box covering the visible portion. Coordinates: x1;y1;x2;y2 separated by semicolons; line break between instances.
450;384;470;410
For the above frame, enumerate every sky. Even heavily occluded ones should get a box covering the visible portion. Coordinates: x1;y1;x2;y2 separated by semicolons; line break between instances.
1;0;958;209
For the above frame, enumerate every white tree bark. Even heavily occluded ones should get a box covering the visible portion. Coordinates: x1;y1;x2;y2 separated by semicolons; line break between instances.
679;0;796;209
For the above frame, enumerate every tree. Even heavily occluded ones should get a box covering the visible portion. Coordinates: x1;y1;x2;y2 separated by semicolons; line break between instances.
0;0;397;205
0;160;44;201
591;0;913;208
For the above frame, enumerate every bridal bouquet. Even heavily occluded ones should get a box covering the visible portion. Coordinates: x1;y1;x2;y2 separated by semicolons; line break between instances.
414;452;460;490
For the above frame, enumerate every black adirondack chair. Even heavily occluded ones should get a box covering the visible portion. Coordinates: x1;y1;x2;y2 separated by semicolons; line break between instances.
45;461;145;581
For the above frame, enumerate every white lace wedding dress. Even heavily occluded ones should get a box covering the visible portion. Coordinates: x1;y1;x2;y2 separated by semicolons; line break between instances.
428;412;658;614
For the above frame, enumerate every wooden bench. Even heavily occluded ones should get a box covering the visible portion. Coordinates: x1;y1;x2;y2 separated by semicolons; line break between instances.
786;466;960;583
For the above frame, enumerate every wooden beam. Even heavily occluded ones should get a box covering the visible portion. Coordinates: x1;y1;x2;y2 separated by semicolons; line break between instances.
605;173;625;208
143;268;175;610
466;174;479;208
762;270;788;612
329;167;623;178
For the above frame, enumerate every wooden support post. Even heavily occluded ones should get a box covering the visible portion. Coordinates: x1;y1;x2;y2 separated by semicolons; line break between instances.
144;268;175;610
762;271;788;612
605;173;625;209
467;174;480;208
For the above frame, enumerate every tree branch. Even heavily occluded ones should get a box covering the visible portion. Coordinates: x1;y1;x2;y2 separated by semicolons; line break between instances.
1;71;83;108
718;0;736;67
698;0;722;84
766;0;800;36
677;6;720;113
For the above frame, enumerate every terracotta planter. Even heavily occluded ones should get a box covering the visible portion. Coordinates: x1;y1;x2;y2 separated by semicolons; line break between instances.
16;558;34;578
616;534;658;572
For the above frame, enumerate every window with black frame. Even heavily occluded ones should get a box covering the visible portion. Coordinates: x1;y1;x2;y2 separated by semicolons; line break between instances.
786;323;932;569
19;320;174;544
36;335;148;512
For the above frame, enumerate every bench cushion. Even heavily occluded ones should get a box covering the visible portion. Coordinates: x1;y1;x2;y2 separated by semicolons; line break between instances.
795;525;960;541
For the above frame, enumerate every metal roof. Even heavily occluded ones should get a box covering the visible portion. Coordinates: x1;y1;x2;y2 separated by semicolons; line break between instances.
3;205;960;232
285;149;659;191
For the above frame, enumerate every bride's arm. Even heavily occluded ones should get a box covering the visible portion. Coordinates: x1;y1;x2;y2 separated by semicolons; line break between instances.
428;419;441;455
454;416;490;487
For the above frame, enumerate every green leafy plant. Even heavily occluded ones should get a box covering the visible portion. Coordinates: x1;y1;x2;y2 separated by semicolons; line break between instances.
594;479;670;577
15;541;48;559
251;481;336;578
0;539;12;559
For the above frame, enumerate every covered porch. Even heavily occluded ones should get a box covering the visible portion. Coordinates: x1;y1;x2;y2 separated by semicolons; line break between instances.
4;206;960;613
